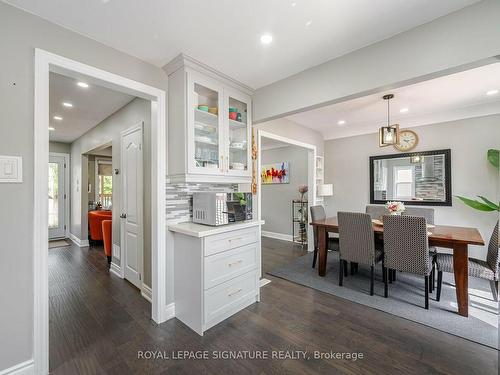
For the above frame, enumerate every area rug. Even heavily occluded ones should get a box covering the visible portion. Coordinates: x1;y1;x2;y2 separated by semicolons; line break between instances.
268;252;498;349
48;239;71;249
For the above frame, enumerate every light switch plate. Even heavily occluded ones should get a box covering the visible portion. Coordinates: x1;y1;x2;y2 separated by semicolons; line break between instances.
0;155;22;183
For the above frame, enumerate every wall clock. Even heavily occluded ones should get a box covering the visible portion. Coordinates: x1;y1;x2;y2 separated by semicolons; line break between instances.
394;129;418;151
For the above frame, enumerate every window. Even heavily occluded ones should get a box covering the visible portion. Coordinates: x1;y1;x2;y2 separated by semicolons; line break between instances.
393;166;414;200
96;160;113;208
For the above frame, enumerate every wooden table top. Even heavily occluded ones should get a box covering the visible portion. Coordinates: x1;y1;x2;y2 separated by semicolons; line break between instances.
311;217;485;246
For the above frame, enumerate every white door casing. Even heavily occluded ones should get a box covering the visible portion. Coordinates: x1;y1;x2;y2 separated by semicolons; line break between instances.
121;123;144;289
48;154;66;239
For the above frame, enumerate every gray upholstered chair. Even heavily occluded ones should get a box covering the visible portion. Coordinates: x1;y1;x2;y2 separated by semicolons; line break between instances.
365;205;387;220
436;221;499;302
338;212;384;295
402;207;437;292
310;205;339;269
382;215;432;309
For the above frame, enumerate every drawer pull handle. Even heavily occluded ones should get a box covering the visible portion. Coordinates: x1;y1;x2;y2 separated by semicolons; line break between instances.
228;288;242;297
228;260;243;267
229;237;242;243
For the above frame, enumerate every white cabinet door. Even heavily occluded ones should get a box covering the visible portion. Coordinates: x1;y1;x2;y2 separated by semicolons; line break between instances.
223;88;252;177
187;71;224;176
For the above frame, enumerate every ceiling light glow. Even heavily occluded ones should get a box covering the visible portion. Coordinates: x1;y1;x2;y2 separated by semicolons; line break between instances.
77;82;89;88
53;116;63;120
486;89;498;96
400;108;409;113
291;2;296;7
337;120;346;125
62;102;73;107
49;127;55;131
305;20;312;27
260;34;273;45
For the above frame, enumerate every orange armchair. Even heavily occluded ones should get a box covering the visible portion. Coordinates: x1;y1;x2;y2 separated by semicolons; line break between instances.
102;219;112;267
88;210;112;241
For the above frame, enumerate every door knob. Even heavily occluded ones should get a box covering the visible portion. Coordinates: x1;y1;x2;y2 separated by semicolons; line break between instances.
120;213;127;219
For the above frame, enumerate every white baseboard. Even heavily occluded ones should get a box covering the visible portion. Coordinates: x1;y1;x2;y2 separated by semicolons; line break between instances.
0;360;34;375
112;244;120;260
68;233;89;247
164;302;176;321
141;284;152;303
109;262;123;278
261;231;293;242
260;278;271;287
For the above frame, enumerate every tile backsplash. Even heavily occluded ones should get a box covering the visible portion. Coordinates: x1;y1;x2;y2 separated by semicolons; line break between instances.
166;182;237;224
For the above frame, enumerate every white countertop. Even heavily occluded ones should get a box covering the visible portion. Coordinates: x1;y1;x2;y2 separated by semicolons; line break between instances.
168;220;264;238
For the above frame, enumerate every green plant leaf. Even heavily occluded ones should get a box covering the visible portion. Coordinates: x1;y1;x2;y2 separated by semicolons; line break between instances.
487;149;499;169
455;196;496;211
477;196;500;211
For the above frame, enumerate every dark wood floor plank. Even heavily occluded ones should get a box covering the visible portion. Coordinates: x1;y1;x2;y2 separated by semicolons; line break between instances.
48;239;498;375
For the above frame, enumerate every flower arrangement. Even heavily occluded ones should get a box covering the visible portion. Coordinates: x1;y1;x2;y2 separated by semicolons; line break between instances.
386;201;405;215
298;185;308;202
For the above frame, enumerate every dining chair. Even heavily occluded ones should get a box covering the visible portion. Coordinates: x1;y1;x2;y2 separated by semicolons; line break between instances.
436;221;499;302
310;205;340;269
338;212;384;295
402;207;437;292
383;215;432;309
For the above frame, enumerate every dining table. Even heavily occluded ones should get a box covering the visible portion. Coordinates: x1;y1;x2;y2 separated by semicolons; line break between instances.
311;217;485;317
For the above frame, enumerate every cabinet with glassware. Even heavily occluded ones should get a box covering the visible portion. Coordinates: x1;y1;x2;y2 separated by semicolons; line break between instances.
165;54;253;183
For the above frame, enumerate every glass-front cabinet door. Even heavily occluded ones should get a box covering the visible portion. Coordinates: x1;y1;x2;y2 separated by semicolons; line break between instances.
187;72;223;174
225;89;252;177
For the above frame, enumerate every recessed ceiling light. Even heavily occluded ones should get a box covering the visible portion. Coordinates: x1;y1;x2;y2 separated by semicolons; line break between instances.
486;89;498;96
400;108;409;113
337;120;346;125
77;82;89;88
48;127;55;131
291;2;296;7
53;116;63;121
260;34;273;45
62;102;73;107
305;20;312;27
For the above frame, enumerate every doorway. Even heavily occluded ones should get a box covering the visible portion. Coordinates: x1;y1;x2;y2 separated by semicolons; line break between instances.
48;153;69;240
33;49;167;374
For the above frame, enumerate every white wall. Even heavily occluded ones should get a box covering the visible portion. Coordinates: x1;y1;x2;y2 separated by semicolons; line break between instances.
49;141;71;154
0;3;167;370
255;117;324;155
253;0;500;122
323;114;500;258
70;98;152;286
261;145;308;236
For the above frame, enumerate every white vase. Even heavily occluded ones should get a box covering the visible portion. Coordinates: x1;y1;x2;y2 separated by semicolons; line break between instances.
390;211;402;215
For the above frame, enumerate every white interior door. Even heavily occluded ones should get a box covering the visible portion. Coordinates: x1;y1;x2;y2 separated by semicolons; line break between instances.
121;123;144;289
48;155;66;239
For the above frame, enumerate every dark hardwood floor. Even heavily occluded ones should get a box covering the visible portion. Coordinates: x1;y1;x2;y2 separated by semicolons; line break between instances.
49;239;497;374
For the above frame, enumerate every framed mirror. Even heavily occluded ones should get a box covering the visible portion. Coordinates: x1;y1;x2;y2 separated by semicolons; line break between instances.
369;149;451;206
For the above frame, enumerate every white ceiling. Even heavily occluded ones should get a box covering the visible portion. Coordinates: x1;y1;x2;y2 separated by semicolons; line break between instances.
49;72;134;143
5;0;480;89
286;62;500;140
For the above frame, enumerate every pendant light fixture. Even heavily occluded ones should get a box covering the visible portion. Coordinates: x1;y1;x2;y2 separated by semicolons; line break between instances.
378;94;399;147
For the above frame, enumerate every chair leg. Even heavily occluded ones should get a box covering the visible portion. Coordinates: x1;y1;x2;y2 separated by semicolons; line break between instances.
382;261;386;283
355;263;359;273
343;260;348;277
339;259;344;286
425;276;429;310
370;266;374;296
436;271;443;302
312;248;318;268
393;269;396;282
384;267;388;298
389;269;392;284
489;280;499;302
107;256;111;269
431;264;435;293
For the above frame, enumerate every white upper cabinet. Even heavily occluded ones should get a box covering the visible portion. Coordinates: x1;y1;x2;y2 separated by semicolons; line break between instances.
165;55;253;184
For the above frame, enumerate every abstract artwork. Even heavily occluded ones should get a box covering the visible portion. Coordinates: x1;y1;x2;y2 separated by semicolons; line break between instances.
261;162;289;184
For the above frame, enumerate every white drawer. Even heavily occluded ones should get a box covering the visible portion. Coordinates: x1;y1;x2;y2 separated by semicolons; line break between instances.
204;243;257;289
204;226;259;256
204;270;257;325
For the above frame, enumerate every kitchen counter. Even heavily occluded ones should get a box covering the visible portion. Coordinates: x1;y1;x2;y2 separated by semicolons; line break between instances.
168;220;264;238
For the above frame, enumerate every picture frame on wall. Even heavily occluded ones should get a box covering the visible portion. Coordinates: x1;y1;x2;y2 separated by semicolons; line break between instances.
261;161;290;184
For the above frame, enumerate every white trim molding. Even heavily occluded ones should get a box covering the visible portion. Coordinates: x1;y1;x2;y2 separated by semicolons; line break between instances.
141;284;152;303
0;359;34;375
259;278;271;288
109;262;124;278
34;49;168;375
112;244;120;260
68;233;89;248
261;231;293;242
164;303;176;321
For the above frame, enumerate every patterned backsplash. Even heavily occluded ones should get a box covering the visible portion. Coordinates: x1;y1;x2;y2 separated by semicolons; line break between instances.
166;182;237;224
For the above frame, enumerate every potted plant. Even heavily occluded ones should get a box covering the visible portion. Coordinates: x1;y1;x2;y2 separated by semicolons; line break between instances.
456;149;499;212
